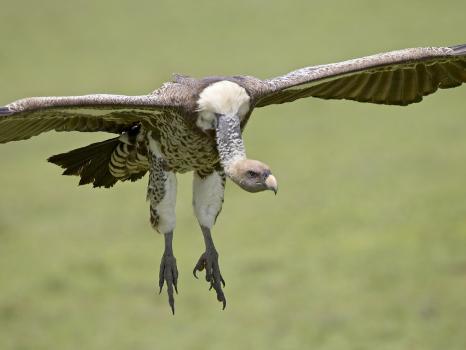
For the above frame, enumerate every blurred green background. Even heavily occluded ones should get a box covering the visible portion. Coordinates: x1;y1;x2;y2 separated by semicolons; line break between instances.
1;0;466;349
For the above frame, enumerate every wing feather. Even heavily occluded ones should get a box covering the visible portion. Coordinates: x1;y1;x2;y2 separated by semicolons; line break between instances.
0;92;182;144
254;44;466;107
416;63;433;96
346;73;371;99
391;69;404;104
403;68;417;103
360;72;384;102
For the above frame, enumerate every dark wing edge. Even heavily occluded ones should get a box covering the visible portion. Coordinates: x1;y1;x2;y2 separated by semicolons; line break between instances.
0;107;12;116
254;44;466;107
0;92;179;144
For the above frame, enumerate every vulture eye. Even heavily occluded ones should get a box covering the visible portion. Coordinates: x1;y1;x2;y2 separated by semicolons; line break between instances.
246;170;257;178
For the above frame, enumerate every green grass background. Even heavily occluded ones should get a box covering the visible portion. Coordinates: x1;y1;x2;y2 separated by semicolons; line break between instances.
1;1;466;349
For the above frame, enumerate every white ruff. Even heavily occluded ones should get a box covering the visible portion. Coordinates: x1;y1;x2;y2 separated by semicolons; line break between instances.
196;80;250;131
193;172;224;228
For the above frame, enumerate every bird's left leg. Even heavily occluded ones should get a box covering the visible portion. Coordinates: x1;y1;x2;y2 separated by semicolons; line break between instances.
192;169;227;309
147;151;178;314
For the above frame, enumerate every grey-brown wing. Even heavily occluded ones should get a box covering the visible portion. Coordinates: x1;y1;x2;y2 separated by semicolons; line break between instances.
0;92;180;143
254;44;466;107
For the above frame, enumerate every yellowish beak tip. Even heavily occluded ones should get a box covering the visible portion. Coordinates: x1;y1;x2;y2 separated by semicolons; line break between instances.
265;174;278;195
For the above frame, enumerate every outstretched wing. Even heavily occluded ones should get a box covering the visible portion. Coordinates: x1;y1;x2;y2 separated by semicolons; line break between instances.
254;44;466;107
0;90;181;143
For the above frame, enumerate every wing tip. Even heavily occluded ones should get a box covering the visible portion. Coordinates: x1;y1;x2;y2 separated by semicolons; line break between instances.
0;106;13;116
450;43;466;55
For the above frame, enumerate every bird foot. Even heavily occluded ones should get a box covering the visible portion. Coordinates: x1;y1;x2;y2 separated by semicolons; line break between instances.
158;253;178;315
193;249;226;309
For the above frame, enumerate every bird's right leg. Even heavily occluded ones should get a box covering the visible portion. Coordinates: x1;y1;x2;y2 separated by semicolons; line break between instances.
192;170;227;309
147;151;178;314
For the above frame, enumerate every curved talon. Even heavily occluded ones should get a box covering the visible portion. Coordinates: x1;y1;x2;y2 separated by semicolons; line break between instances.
193;256;206;279
193;250;227;309
168;285;175;315
158;254;178;314
159;261;165;294
205;272;212;282
211;280;226;309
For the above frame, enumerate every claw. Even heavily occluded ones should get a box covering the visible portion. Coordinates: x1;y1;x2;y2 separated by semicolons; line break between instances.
172;265;179;295
159;262;165;294
205;272;212;282
158;254;178;314
168;284;175;315
193;255;206;279
158;272;164;294
169;296;175;315
211;281;226;309
193;250;227;310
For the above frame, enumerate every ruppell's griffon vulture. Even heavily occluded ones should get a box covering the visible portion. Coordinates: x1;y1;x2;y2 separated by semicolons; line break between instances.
1;44;466;313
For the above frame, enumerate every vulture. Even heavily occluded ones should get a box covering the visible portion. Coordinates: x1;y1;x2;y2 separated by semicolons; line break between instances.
1;44;466;314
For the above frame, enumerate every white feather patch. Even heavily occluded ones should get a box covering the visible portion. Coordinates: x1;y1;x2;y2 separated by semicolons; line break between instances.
193;172;224;228
196;81;250;131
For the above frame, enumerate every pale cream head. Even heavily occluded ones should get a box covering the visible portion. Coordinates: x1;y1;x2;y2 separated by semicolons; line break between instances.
228;159;278;194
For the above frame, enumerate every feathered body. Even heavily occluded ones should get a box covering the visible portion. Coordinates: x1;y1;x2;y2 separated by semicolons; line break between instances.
48;78;253;187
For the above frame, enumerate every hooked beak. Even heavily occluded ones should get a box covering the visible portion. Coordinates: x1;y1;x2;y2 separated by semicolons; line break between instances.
265;174;278;195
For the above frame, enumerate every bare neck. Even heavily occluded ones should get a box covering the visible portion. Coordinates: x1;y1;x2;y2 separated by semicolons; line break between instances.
215;113;246;175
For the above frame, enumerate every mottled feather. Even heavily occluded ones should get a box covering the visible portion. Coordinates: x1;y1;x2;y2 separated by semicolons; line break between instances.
253;44;466;107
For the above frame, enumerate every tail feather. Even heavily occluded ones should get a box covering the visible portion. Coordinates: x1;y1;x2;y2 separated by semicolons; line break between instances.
48;138;121;188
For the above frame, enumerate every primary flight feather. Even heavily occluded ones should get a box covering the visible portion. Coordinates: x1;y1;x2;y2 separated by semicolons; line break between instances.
1;44;465;313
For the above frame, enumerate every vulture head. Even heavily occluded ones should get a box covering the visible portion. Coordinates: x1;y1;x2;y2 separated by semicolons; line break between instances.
227;159;278;194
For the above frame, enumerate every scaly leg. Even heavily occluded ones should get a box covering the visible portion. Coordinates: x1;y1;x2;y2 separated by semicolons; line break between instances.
159;231;178;314
192;170;227;309
147;142;178;314
193;226;226;309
